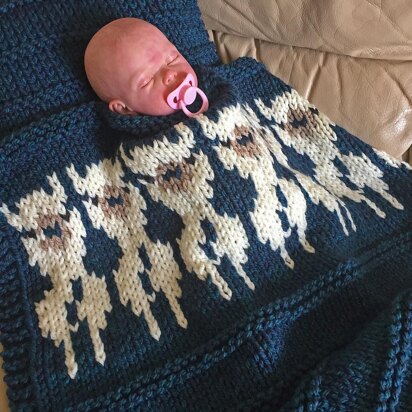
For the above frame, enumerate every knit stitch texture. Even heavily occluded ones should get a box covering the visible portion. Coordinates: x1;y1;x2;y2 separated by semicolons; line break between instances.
1;1;412;411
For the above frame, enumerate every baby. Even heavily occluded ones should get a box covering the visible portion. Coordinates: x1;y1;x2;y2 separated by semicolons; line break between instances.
84;17;208;117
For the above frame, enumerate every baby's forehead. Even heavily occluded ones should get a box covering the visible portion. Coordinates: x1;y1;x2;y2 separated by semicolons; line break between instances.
124;34;176;65
119;29;174;58
128;24;173;47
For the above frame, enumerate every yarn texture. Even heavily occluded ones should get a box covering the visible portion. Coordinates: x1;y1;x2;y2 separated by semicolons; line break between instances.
1;1;412;411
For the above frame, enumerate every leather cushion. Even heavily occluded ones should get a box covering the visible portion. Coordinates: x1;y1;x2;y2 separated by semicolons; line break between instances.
199;0;412;163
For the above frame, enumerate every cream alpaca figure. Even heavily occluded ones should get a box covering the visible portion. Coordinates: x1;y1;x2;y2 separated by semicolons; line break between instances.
67;158;187;341
0;173;112;379
120;123;253;300
255;90;403;229
197;104;315;270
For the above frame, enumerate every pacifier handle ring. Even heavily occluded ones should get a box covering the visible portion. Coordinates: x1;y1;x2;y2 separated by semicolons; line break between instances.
179;88;209;117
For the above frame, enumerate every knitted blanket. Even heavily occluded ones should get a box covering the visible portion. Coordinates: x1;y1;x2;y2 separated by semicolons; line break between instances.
1;1;412;411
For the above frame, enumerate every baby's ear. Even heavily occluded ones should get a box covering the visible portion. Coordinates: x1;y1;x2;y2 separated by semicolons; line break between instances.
108;100;137;115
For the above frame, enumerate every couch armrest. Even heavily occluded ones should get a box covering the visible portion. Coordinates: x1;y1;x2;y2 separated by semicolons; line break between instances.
199;0;412;60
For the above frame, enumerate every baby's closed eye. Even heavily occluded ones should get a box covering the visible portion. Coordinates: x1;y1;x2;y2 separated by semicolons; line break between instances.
140;77;153;88
138;53;180;88
166;52;179;65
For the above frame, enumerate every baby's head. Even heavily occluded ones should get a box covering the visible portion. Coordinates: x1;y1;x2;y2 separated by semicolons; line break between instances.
84;17;208;117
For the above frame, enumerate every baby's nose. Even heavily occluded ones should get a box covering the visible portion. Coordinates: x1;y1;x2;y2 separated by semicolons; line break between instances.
162;69;179;86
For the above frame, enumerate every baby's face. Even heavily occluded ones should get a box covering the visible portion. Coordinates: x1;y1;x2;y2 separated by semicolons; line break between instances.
85;19;198;116
126;34;197;116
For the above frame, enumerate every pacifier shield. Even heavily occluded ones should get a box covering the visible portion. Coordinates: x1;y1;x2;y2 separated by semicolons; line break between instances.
166;73;209;117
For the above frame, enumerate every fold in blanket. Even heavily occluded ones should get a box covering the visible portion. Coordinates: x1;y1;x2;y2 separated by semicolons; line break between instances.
1;56;412;411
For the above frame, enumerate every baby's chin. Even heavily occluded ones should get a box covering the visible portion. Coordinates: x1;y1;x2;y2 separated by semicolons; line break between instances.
130;100;178;116
137;106;177;117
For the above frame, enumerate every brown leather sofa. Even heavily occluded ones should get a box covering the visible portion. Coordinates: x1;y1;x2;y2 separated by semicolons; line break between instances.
198;0;412;164
1;1;411;410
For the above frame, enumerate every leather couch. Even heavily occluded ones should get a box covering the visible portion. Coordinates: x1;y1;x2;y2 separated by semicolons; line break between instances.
1;1;411;410
198;0;412;164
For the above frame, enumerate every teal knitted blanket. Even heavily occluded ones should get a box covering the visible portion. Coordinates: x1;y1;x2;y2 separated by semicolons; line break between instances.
1;1;412;411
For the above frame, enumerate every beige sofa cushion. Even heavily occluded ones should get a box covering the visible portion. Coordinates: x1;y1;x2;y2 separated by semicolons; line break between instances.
200;0;412;60
199;0;412;163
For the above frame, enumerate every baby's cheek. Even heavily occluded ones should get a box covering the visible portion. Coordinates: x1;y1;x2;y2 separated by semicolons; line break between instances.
153;85;171;105
149;88;165;105
143;89;170;114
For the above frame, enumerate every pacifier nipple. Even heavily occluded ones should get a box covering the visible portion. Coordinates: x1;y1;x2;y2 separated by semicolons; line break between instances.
166;73;209;118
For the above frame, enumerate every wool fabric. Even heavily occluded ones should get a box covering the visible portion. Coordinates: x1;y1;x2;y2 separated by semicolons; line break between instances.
1;1;412;411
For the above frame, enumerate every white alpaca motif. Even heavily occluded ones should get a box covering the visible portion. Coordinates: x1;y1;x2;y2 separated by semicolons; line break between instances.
120;123;253;300
0;173;112;379
197;98;403;268
67;158;187;342
197;105;314;269
255;90;403;228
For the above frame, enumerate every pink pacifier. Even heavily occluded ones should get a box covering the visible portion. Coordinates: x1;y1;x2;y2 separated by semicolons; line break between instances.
166;73;209;117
